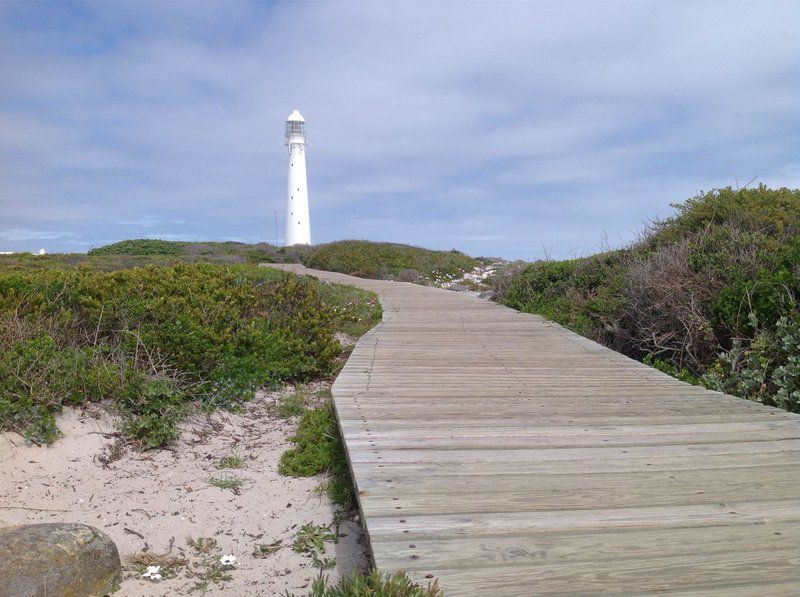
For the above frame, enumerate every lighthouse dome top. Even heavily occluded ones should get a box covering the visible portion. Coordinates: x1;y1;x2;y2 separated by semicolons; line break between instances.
286;109;305;123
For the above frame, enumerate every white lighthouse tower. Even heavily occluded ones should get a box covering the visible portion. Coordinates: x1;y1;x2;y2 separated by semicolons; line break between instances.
284;109;311;245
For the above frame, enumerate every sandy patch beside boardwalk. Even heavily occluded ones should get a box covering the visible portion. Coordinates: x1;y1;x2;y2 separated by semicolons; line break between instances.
0;390;369;595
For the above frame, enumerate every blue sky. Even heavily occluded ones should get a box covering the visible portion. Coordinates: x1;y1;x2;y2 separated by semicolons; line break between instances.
1;1;799;259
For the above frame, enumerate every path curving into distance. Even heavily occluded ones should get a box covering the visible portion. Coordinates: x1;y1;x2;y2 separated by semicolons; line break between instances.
270;264;800;595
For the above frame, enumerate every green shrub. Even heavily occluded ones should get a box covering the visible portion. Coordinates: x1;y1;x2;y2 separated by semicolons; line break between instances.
646;185;800;249
87;239;311;265
279;399;354;508
0;333;133;443
642;354;700;385
0;262;380;447
292;522;338;570
502;251;627;339
313;282;382;338
702;316;800;412
303;240;478;284
291;569;442;597
118;378;186;449
88;239;189;255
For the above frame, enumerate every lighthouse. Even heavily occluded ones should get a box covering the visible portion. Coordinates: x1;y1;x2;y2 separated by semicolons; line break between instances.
284;109;311;245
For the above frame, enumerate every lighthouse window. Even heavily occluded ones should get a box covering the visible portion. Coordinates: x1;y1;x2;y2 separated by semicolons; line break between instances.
286;122;304;136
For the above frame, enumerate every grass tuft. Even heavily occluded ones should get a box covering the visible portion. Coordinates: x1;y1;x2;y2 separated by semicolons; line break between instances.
292;523;337;570
216;454;247;469
287;569;443;597
278;399;354;508
253;539;283;558
208;476;244;491
276;386;313;418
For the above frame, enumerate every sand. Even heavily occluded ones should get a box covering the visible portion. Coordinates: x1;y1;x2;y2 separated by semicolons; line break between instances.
0;388;369;595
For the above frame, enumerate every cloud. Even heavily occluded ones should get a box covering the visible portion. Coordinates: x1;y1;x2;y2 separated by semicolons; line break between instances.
0;228;79;241
116;215;187;228
1;1;799;258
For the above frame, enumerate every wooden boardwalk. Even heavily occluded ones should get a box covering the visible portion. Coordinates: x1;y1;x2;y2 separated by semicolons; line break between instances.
275;265;800;595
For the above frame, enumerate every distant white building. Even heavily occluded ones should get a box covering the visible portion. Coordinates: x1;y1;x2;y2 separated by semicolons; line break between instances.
38;248;46;255
284;109;311;246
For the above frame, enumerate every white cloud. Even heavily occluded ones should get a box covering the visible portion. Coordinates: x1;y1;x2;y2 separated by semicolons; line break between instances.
0;228;79;241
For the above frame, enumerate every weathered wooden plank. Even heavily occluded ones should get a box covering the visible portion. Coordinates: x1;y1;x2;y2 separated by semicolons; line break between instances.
350;450;800;477
340;419;800;434
345;440;800;464
371;521;800;571
364;499;800;539
667;582;800;596
346;427;800;449
357;465;800;493
358;474;800;517
335;404;775;419
338;412;796;427
399;550;800;596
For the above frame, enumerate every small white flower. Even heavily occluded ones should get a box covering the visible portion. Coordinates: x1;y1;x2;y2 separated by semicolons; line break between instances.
142;565;162;581
219;554;237;568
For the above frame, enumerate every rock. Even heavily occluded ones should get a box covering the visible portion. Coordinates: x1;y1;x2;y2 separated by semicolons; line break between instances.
0;523;121;597
446;284;469;292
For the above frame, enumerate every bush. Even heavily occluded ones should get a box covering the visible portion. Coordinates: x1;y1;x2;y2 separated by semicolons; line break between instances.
87;239;311;264
303;240;478;284
642;353;700;385
88;239;189;255
279;397;354;508
502;251;627;340
0;262;380;446
496;185;800;411
118;378;186;449
620;239;717;369
702;315;800;412
0;333;133;444
294;569;442;597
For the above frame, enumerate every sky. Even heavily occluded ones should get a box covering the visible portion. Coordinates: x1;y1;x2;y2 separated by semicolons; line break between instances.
1;1;799;260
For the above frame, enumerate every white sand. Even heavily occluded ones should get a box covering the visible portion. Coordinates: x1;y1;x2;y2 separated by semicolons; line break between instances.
0;389;369;595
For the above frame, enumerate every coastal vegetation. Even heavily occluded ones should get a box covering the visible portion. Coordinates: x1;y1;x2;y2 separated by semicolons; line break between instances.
279;393;354;507
74;238;482;286
296;570;442;597
0;256;381;447
303;240;480;284
495;185;800;412
87;238;310;264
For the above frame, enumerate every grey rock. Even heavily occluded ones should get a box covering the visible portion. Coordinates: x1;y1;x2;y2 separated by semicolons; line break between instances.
446;284;469;292
0;523;121;597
